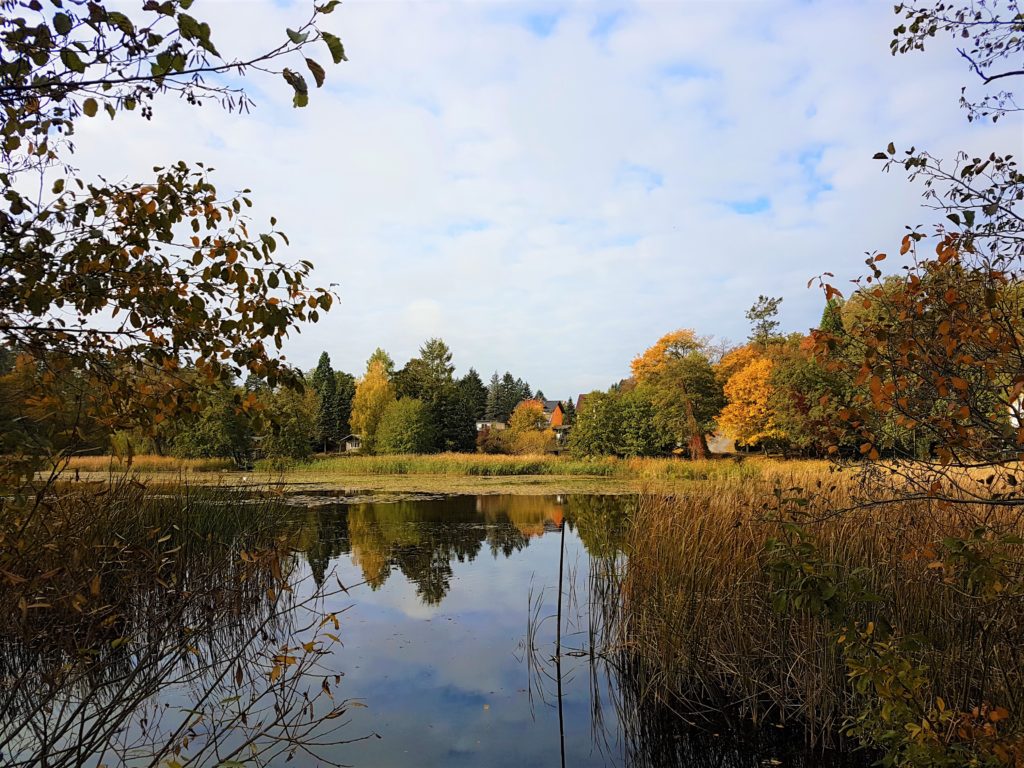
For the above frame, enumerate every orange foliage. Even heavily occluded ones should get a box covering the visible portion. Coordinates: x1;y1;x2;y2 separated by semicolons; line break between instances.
630;329;704;383
718;357;784;446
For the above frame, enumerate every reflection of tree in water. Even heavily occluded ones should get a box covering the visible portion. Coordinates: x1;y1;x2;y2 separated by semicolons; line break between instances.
565;494;633;558
344;496;572;604
301;506;351;587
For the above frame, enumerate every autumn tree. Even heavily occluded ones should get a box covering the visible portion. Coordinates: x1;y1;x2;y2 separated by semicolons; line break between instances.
718;357;784;449
349;360;395;454
366;348;396;379
631;330;724;459
506;401;555;455
0;0;347;480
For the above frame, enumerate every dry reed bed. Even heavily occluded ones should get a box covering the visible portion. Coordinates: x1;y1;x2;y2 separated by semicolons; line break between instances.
617;467;1024;745
63;455;235;473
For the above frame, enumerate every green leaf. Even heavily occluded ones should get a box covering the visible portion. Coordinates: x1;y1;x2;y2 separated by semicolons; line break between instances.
293;92;309;108
53;12;73;35
82;98;98;117
316;0;342;12
177;13;201;41
60;48;86;73
287;28;308;45
305;58;326;88
322;31;347;63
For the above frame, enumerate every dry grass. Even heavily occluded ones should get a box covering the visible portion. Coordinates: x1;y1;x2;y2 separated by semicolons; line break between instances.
64;455;236;473
616;466;1024;746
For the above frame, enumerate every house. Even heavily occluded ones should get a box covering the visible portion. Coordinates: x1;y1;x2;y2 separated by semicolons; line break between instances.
475;419;506;432
341;434;362;453
517;398;566;427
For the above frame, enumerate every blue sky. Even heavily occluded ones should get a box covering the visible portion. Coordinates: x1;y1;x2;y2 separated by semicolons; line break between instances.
75;0;1021;397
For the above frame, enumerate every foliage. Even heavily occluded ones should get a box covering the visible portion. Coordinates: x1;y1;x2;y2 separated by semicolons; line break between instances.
718;357;785;448
568;391;623;457
746;295;783;346
259;385;316;460
367;347;395;378
335;370;357;436
311;352;339;452
349;360;396;454
0;0;345;478
375;398;437;454
890;2;1024;122
631;329;724;459
458;368;488;421
484;371;533;422
430;382;477;452
170;384;252;463
505;401;555;455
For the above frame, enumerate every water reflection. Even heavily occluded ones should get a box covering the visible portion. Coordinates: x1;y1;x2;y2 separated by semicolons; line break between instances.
2;492;863;767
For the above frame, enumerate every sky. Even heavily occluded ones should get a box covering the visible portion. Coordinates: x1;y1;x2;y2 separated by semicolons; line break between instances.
73;0;1023;397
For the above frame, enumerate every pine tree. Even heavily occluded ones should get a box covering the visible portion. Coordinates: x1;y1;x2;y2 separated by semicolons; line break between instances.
458;368;488;421
311;352;339;452
334;371;356;436
746;295;783;346
484;372;502;421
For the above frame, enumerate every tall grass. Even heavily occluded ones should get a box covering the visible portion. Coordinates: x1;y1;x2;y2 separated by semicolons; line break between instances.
65;454;236;473
614;467;1024;749
259;452;777;481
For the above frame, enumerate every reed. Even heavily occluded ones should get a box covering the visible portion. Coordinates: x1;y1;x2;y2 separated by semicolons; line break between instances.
64;454;236;473
258;452;782;481
615;466;1024;752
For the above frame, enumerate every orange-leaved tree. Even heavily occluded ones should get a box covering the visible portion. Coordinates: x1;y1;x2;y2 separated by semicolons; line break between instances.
631;330;723;459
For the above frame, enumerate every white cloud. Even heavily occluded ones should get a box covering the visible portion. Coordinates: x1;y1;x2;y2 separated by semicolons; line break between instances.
70;0;1023;395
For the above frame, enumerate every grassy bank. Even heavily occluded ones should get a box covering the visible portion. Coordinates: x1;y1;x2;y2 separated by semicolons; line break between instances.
61;452;837;494
614;469;1024;759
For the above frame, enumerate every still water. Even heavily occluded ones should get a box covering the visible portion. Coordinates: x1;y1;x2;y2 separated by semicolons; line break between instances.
2;493;860;767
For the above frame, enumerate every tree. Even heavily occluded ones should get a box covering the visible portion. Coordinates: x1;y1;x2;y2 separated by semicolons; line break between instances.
746;295;783;347
419;338;455;389
506;401;554;455
170;384;252;464
631;330;724;459
375;399;437;455
334;371;357;436
718;357;785;449
311;352;339;452
483;371;532;423
561;398;576;427
457;369;488;421
349;360;395;454
260;385;317;461
366;348;395;379
0;0;346;479
431;383;477;452
619;389;670;457
568;391;623;457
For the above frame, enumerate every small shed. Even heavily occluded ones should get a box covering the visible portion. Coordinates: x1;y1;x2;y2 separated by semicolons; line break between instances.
341;434;362;453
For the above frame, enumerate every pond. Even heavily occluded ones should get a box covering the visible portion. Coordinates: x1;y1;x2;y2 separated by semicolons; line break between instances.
1;492;862;767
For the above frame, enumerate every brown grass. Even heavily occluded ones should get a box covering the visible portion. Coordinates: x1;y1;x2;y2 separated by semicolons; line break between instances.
616;465;1024;745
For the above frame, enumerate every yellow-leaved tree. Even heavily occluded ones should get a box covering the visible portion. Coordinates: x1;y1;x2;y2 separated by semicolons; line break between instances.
718;357;785;448
506;402;555;455
349;360;396;454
